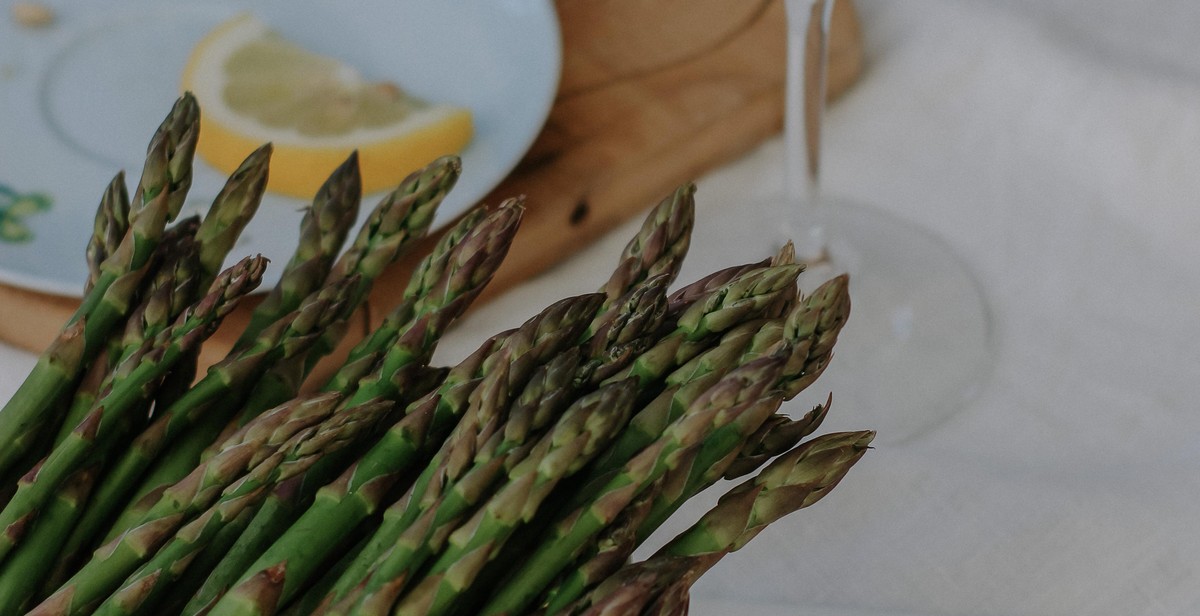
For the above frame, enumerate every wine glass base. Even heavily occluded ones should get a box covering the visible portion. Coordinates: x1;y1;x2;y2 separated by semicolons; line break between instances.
683;195;994;444
800;199;994;444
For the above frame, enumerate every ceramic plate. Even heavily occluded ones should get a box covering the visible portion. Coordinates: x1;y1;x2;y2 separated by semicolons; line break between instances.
0;0;561;296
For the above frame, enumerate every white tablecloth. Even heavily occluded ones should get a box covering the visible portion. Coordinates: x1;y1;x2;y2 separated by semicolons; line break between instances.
4;1;1200;614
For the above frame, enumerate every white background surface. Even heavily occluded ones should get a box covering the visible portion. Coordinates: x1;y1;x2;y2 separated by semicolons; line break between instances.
5;1;1200;614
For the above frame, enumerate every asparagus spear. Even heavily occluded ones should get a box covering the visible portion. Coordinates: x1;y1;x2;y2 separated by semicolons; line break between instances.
39;227;203;586
566;431;874;616
53;219;202;449
219;157;464;434
303;155;461;372
32;394;349;616
150;141;275;424
532;478;662;615
338;200;523;416
146;141;275;440
385;381;640;616
85;172;132;293
322;205;487;400
193;144;273;288
479;357;786;616
596;184;694;316
663;258;770;319
155;91;201;220
205;294;603;616
79;401;392;616
324;349;586;616
775;273;850;398
234;152;363;349
0;255;265;565
0;95;200;477
587;271;846;495
634;391;786;542
579;274;672;386
722;395;830;480
0;464;99;614
321;274;665;613
183;346;490;616
662;430;873;557
609;263;804;389
630;278;851;539
85;275;354;549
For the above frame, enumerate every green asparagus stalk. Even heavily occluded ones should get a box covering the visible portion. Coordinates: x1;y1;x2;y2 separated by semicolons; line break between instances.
333;273;670;613
328;155;460;299
775;273;850;398
303;155;461;371
321;205;487;396
722;395;830;480
234;152;363;349
589;271;846;493
579;274;671;386
338;200;523;415
155;135;271;370
82;400;392;616
219;157;464;435
564;431;872;616
53;219;202;449
324;349;586;615
630;278;851;538
31;394;349;616
92;276;356;546
596;184;694;314
184;349;484;616
41;227;204;586
661;430;874;558
0;95;200;477
385;381;640;616
0;255;265;565
634;391;785;542
0;464;100;614
663;258;771;319
532;478;662;615
155;91;202;220
85;172;132;293
205;294;603;616
193;144;273;288
609;263;804;389
478;356;787;616
148;142;274;440
314;272;648;609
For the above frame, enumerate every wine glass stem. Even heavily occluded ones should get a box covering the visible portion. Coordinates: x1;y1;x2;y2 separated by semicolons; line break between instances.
783;0;834;263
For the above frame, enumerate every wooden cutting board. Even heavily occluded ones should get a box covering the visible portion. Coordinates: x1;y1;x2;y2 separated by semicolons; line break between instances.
0;0;864;376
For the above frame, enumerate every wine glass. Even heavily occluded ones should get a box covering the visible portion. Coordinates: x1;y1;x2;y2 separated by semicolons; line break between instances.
688;0;994;443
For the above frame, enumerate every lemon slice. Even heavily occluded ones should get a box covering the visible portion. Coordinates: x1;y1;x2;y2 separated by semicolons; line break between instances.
182;13;473;198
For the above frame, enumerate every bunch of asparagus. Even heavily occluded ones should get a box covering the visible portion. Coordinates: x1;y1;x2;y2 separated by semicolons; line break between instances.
0;95;872;616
